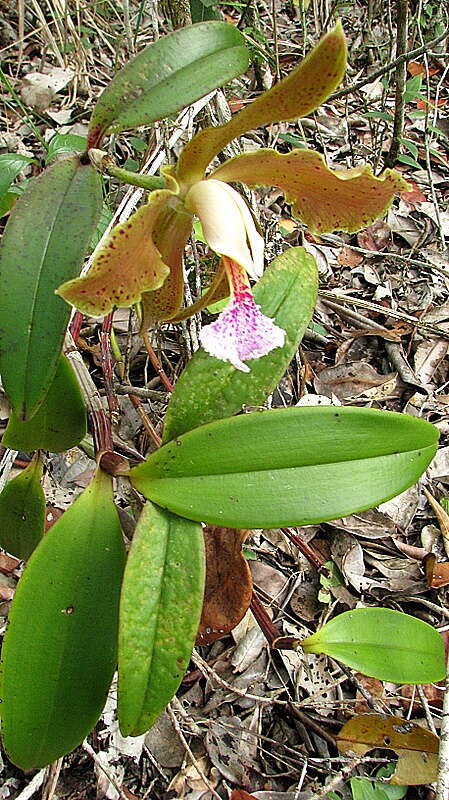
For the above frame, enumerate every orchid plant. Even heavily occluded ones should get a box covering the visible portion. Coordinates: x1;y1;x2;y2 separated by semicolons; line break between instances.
0;21;443;774
57;22;408;372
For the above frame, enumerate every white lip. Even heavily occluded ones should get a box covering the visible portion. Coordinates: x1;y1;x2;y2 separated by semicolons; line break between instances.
184;179;264;280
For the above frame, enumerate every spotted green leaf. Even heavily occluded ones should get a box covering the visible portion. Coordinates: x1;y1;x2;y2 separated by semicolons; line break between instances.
118;502;205;735
0;156;102;420
129;407;438;529
0;454;45;560
2;354;86;452
163;247;318;440
0;469;126;769
88;21;250;148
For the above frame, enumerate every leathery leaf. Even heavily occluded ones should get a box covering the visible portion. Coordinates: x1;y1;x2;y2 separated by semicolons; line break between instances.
0;469;126;769
302;608;445;684
2;354;86;452
0;155;102;420
163;247;318;441
128;407;438;529
118;501;205;735
88;21;250;147
0;453;45;560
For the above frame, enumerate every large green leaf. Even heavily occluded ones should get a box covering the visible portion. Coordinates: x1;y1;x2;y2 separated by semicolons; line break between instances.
2;354;86;452
302;608;445;684
129;407;438;529
0;469;126;769
118;502;204;736
0;156;102;420
0;153;34;198
88;22;250;147
163;247;318;441
0;454;45;560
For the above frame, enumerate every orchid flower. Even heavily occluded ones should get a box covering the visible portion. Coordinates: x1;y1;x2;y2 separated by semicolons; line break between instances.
57;23;409;372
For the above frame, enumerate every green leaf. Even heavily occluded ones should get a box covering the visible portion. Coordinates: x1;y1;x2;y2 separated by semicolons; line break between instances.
118;502;205;736
0;469;126;769
2;354;86;452
190;0;221;22
0;153;34;197
0;454;45;560
302;608;445;683
88;21;250;147
129;406;439;529
350;778;391;800
404;73;423;104
0;156;102;420
397;154;421;171
163;248;318;441
45;134;87;163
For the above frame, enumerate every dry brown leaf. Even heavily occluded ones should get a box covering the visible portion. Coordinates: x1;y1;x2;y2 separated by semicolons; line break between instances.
314;361;396;401
337;714;439;785
424;552;449;588
196;527;253;645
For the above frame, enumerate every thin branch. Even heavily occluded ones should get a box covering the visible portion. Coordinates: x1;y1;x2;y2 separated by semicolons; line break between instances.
331;25;449;101
385;0;409;166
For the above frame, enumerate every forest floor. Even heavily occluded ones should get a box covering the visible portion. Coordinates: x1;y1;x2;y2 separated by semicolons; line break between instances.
0;1;449;798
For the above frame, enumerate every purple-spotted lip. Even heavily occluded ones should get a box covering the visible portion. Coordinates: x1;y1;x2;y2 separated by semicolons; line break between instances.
199;292;286;372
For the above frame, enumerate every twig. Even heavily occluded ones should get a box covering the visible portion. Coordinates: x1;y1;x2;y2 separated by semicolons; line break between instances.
166;704;222;800
436;651;449;800
0;448;18;493
288;703;337;749
308;756;365;800
13;769;46;800
331;25;449;101
100;314;120;422
114;384;166;400
318;289;449;340
142;331;174;392
41;758;63;800
82;740;129;800
64;333;114;454
385;0;409;166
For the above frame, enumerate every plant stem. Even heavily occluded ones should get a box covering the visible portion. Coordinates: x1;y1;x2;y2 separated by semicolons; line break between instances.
385;0;409;167
436;651;449;800
103;162;165;191
331;24;448;102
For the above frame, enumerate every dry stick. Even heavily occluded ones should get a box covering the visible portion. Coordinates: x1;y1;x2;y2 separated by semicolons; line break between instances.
114;384;166;400
64;334;114;455
41;758;64;800
82;741;129;800
436;651;449;800
166;704;222;800
13;769;46;800
288;704;337;749
142;331;174;392
100;313;120;422
128;392;162;449
318;289;449;340
385;0;409;166
331;24;449;102
281;527;330;575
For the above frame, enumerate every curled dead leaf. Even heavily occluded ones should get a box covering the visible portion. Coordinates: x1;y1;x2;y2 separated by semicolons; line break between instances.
196;527;253;645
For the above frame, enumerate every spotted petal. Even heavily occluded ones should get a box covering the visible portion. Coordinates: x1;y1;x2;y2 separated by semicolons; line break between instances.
200;257;285;372
212;149;411;234
177;23;347;186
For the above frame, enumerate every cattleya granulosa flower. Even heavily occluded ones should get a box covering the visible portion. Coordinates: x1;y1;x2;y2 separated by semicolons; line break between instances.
57;23;409;372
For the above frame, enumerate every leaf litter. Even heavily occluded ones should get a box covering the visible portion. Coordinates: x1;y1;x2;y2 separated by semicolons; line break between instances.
1;0;449;796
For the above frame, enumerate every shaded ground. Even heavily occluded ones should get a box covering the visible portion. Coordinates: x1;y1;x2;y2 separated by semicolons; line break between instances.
0;1;448;798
